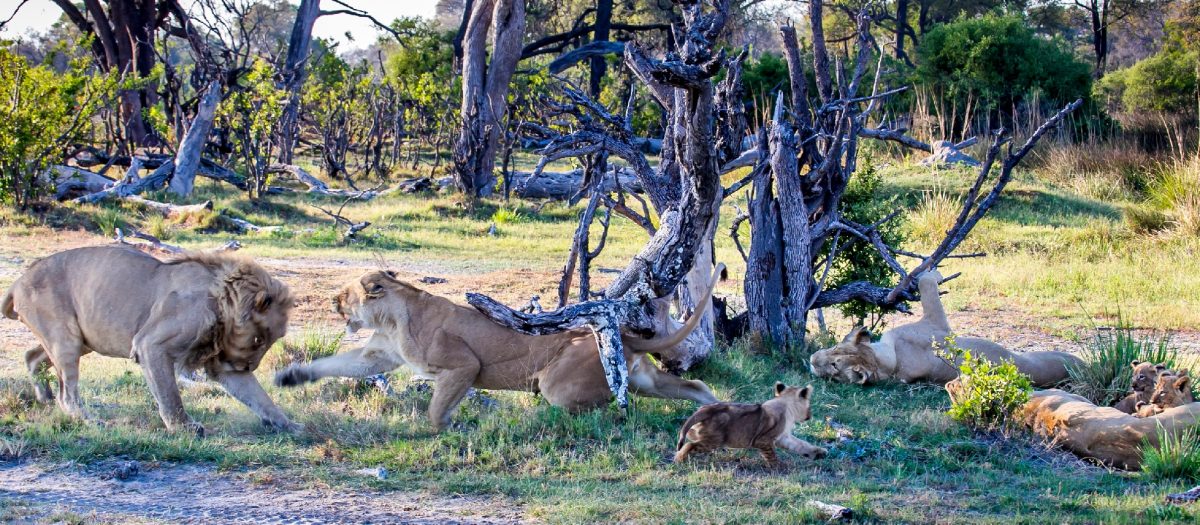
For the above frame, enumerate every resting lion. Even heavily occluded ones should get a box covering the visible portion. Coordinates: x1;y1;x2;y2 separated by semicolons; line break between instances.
1021;389;1200;469
275;267;722;430
809;270;1081;387
2;245;296;435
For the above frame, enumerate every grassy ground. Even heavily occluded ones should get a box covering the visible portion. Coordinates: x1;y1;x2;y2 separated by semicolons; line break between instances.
2;151;1199;523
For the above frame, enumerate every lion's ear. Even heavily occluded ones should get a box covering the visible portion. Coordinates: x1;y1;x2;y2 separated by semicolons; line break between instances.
1155;364;1167;373
1176;374;1191;391
851;365;870;385
254;291;273;312
384;270;398;279
798;385;811;400
775;382;786;396
843;326;871;345
1131;360;1142;368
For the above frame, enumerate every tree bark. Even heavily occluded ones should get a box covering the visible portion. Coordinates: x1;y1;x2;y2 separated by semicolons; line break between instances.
453;0;526;198
278;0;322;164
168;81;221;197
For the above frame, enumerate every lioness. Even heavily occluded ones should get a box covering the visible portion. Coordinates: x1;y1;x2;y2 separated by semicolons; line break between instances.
2;245;296;435
1021;389;1200;470
1135;371;1194;417
674;382;826;466
808;270;1081;387
275;267;723;430
1113;361;1166;414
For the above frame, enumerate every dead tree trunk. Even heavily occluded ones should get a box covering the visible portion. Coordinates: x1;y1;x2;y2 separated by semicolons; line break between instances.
733;10;1083;345
467;0;731;406
277;0;322;164
168;80;221;197
453;0;526;198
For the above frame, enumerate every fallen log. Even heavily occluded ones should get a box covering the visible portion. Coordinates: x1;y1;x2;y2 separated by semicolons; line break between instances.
44;165;115;200
74;157;176;204
126;196;214;218
267;164;378;199
509;168;642;200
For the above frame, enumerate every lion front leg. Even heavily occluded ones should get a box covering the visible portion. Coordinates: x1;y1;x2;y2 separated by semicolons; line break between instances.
135;344;203;436
214;371;299;432
275;345;403;387
776;433;827;460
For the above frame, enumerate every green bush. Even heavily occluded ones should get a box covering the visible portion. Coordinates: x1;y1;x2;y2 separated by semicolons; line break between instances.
1142;426;1200;482
1096;49;1198;116
939;336;1033;432
1066;319;1177;407
0;44;115;208
916;14;1092;111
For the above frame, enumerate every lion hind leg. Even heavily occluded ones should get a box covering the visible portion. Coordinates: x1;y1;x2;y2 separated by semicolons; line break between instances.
628;356;718;404
916;271;951;332
24;345;54;403
428;335;480;432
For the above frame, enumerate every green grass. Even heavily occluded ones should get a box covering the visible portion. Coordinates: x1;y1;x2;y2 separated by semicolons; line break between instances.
1142;426;1200;483
0;342;1193;523
3;151;1200;522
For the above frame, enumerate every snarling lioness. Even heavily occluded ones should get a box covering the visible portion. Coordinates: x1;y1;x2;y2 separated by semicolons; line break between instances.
809;270;1081;387
275;266;724;430
2;245;296;435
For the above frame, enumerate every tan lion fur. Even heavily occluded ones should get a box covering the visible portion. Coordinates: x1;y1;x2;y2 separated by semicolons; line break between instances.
1020;389;1200;470
673;382;826;466
1135;371;1194;417
808;270;1081;387
1113;361;1167;414
2;245;295;435
275;267;722;431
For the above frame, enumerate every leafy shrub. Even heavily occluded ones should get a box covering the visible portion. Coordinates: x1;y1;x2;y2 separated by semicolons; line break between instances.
939;336;1032;432
92;208;125;238
1142;426;1200;482
1096;49;1198;116
490;207;525;225
1066;320;1177;407
823;157;908;325
916;14;1092;111
218;58;287;199
0;44;115;208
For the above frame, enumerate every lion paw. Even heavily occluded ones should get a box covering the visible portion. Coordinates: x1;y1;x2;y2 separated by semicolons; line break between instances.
806;447;828;460
169;420;206;438
263;417;303;434
274;366;310;388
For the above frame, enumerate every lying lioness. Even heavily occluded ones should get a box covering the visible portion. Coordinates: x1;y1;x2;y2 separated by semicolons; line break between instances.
275;267;722;430
808;270;1081;387
2;246;296;435
674;382;826;466
1021;389;1200;470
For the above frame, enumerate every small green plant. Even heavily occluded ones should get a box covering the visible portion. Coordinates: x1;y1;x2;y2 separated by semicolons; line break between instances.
1066;317;1176;407
938;336;1032;432
1142;425;1200;482
92;208;125;238
490;206;525;225
146;214;172;240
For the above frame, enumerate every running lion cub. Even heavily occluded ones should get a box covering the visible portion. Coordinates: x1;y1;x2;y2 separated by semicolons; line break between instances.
674;382;827;466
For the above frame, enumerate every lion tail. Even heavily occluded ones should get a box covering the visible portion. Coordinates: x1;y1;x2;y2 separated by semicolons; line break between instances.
1;287;16;320
626;262;725;354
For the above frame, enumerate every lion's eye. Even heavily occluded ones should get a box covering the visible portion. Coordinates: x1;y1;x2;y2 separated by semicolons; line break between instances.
253;336;263;346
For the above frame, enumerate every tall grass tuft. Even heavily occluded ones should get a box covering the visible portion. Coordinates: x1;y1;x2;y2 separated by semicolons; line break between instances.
908;190;959;246
262;328;344;371
1066;319;1177;407
92;208;125;238
1147;159;1200;236
490;206;525;225
1142;425;1200;482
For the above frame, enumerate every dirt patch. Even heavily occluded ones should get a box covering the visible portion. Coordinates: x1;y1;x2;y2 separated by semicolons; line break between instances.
0;461;531;524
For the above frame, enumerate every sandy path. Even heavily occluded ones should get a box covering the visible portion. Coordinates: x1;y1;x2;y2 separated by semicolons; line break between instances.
0;461;530;524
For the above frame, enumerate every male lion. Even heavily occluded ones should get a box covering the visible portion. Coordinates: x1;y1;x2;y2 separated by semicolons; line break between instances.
275;266;723;430
2;245;296;435
808;270;1081;387
674;382;826;466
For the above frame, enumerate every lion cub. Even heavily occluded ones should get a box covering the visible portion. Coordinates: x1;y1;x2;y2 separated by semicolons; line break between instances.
674;382;827;466
1135;371;1194;417
1113;361;1166;414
